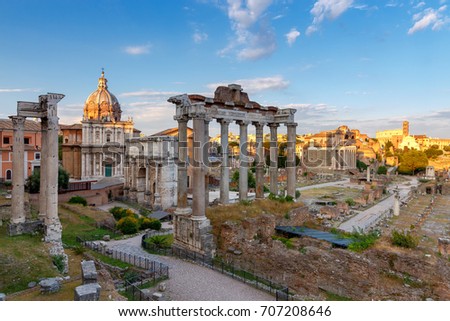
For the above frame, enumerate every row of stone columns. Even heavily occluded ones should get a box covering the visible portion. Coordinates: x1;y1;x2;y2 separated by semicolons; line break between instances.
176;117;298;214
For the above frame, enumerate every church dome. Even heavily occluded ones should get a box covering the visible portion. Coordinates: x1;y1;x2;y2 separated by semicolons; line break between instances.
83;71;122;122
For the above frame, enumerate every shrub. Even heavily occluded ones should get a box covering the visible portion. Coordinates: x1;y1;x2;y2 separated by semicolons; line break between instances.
73;244;86;255
377;166;387;175
348;229;380;252
52;255;66;273
268;193;294;203
68;196;87;206
109;207;136;221
139;217;161;230
295;190;301;199
145;234;172;249
271;235;295;249
116;216;139;234
391;230;419;248
345;198;356;206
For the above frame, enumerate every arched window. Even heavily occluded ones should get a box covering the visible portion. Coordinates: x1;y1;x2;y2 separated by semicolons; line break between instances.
106;133;111;143
6;170;12;180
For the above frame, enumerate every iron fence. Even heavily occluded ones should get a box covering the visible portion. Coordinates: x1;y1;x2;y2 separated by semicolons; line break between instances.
141;233;293;301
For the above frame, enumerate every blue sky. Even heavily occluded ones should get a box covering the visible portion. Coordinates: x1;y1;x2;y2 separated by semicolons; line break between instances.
1;0;450;138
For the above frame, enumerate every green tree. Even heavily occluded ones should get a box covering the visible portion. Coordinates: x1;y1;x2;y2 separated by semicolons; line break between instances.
398;150;428;175
356;160;368;172
444;146;450;152
231;170;256;188
377;166;387;175
25;167;69;193
424;146;444;159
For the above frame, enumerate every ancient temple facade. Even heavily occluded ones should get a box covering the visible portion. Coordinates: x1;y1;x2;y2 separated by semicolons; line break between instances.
80;71;135;180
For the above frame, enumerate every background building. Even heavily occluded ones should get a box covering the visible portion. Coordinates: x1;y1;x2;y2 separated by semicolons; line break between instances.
0;119;42;182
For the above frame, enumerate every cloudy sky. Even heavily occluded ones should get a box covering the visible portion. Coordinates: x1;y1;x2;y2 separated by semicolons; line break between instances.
1;0;450;138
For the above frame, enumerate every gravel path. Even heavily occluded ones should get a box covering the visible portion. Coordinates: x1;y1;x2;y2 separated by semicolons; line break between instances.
107;234;274;301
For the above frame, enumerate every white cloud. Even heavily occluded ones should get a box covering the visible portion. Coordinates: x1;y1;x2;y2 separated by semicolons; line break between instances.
0;88;40;93
207;75;289;93
414;2;426;9
219;0;277;60
306;0;354;35
408;5;449;34
123;44;151;55
285;28;301;46
120;90;180;98
193;31;208;44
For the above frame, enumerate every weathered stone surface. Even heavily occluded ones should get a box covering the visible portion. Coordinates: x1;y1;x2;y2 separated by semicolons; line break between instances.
0;293;5;301
81;260;98;284
152;292;163;301
28;281;37;288
438;238;450;256
74;283;101;301
102;234;111;241
39;278;61;294
158;282;166;292
8;220;43;236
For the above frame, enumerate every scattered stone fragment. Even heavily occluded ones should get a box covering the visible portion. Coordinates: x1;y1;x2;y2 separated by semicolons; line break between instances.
158;282;167;292
39;278;61;293
27;281;37;288
81;260;98;284
74;283;101;301
152;292;163;301
0;293;5;301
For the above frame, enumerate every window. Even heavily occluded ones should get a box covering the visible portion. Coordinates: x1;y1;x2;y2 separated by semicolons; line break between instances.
3;137;10;144
106;133;111;143
6;170;12;180
35;152;41;160
24;137;30;144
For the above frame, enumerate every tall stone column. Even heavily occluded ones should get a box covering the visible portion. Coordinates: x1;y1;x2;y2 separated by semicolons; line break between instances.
237;120;249;201
269;123;279;195
254;122;265;199
10;116;26;224
204;118;210;209
144;162;150;206
192;114;206;218
218;119;231;204
286;123;297;198
39;118;48;220
175;116;191;214
44;97;62;243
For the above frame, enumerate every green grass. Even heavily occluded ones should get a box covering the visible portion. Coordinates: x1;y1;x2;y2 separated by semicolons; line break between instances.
89;251;132;269
324;290;353;301
0;226;59;294
59;206;119;247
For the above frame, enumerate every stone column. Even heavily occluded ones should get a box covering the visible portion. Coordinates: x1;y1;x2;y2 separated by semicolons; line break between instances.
254;122;265;199
393;190;400;216
286;123;297;198
9;116;26;224
192;114;206;218
44;97;62;242
144;161;150;206
218;119;231;204
237;120;249;201
367;165;371;182
175;116;191;214
269;123;279;195
39;118;48;220
204;118;210;209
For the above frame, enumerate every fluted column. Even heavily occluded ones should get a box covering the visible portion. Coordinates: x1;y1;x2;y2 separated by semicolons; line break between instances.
286;123;297;198
254;122;265;199
192;114;206;218
39;117;48;220
237;120;249;201
218;119;231;204
269;123;279;195
175;116;190;214
10;116;26;224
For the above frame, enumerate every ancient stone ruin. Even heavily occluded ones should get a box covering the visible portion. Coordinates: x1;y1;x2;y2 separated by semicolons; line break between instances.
8;93;68;272
168;84;297;257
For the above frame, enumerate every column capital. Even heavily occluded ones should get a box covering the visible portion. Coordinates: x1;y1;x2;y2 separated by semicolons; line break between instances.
268;122;279;128
174;115;189;123
191;112;206;120
252;121;266;128
9;115;26;128
236;120;250;126
217;118;233;125
286;122;298;128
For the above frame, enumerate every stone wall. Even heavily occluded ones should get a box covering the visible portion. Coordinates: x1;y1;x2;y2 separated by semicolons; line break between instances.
217;213;450;300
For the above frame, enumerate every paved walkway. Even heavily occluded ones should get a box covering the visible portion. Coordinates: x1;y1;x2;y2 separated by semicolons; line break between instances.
297;179;351;192
339;177;419;232
107;234;274;301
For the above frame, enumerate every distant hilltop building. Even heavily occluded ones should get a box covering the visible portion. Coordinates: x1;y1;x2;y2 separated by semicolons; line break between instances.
376;120;450;151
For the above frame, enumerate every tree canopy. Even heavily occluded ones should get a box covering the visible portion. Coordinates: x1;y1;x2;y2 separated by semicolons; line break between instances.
398;150;428;175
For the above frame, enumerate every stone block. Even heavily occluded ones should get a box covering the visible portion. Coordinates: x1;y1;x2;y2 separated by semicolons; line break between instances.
74;283;101;301
0;293;5;301
39;278;61;293
81;260;98;284
152;292;163;301
102;235;111;241
28;281;37;288
158;282;167;292
8;220;43;236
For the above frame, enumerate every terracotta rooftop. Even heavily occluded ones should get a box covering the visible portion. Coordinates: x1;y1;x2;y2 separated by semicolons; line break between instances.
0;118;42;131
60;123;82;130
